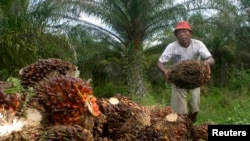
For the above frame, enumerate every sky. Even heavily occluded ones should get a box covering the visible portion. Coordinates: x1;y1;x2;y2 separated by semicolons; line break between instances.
80;13;104;27
79;0;186;27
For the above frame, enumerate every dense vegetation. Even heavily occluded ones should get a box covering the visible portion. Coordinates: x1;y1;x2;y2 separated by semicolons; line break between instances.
0;0;250;124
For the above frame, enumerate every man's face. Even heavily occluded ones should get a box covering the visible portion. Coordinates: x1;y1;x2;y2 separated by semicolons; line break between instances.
175;29;192;47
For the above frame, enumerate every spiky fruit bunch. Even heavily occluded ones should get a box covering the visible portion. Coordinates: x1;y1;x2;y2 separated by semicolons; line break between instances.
168;60;210;89
39;125;94;141
193;123;209;141
95;94;150;140
34;74;101;125
139;106;194;141
19;58;77;88
0;109;42;141
149;114;193;141
0;90;20;115
0;111;26;140
149;106;174;119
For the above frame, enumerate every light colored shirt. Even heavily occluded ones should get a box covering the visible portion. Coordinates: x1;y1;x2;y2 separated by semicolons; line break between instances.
158;39;212;64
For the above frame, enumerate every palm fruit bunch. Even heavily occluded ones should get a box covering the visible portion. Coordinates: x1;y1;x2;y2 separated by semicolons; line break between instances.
151;114;193;141
148;106;209;141
94;94;150;140
143;106;194;141
0;108;43;141
149;106;174;119
39;125;94;141
0;110;26;140
168;60;211;89
34;74;101;126
135;126;165;141
19;58;77;88
0;90;20;116
193;123;210;141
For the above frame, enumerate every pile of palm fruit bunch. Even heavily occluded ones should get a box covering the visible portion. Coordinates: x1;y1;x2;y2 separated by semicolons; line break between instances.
38;125;94;141
93;94;151;140
0;58;101;141
19;58;77;88
25;59;101;140
18;58;101;124
168;60;211;89
0;108;43;141
148;106;193;141
0;58;211;141
150;106;210;141
192;123;210;141
0;81;19;116
93;95;209;141
0;86;43;141
34;73;101;127
136;106;209;141
0;89;20;116
0;98;95;141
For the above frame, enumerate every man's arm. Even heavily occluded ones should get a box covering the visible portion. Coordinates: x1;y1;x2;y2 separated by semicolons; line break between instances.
205;56;215;66
204;56;215;75
157;61;169;82
157;61;167;73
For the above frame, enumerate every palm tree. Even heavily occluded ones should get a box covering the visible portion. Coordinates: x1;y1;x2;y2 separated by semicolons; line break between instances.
66;24;124;88
185;0;250;87
68;0;189;97
56;0;235;96
0;0;77;80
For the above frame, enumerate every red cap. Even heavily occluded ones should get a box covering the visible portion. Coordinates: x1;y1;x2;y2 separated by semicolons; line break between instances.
174;21;192;35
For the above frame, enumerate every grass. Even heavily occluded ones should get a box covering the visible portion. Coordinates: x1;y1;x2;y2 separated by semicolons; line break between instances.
198;88;250;124
132;86;250;125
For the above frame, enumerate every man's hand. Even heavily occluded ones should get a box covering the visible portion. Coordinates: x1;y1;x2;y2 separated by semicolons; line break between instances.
163;70;171;83
157;61;171;83
203;62;211;80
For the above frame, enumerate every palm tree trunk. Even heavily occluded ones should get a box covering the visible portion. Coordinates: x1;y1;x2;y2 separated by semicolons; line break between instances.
123;46;147;97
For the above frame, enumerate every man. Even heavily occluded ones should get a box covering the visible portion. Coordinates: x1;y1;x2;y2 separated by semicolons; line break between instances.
157;21;215;123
